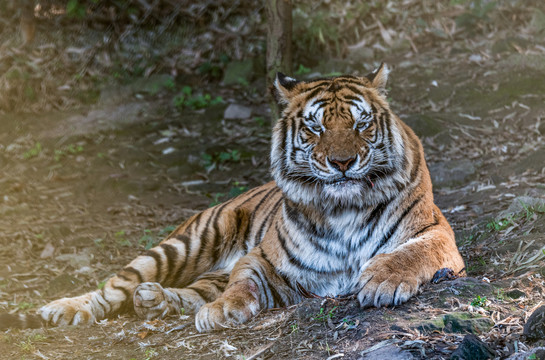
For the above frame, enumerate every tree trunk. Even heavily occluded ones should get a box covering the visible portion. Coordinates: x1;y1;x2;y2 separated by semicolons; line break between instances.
265;0;292;126
20;0;35;47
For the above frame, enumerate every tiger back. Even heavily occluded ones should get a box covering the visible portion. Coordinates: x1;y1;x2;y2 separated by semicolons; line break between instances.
1;64;464;332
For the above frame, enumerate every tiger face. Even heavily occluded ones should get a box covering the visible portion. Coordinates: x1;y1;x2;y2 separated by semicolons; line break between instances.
271;64;405;207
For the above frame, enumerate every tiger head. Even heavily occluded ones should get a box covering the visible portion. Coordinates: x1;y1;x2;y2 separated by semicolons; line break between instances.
271;64;413;208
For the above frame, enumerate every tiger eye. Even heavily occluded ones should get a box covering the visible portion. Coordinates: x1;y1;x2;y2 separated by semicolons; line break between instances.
311;125;322;133
356;122;368;130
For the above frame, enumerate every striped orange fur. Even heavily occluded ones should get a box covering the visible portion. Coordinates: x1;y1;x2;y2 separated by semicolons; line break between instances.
3;64;464;332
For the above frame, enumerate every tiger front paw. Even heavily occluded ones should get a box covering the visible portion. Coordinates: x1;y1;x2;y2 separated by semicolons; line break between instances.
133;282;180;320
195;296;259;332
357;254;420;308
39;296;95;326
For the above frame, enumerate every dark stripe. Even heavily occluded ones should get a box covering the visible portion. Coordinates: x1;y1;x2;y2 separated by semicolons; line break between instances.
260;248;294;291
99;289;113;307
245;187;280;250
122;266;143;283
344;84;365;96
412;212;439;238
235;187;268;209
254;197;283;247
186;286;215;303
173;235;192;287
112;285;130;299
303;85;328;102
371;194;425;258
277;224;343;275
210;219;222;264
117;273;130;282
144;250;163;282
160;243;178;286
194;204;227;267
249;268;270;309
95;293;110;313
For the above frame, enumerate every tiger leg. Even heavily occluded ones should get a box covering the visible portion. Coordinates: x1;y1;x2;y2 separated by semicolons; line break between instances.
39;234;207;326
357;224;465;308
195;248;299;332
133;270;230;320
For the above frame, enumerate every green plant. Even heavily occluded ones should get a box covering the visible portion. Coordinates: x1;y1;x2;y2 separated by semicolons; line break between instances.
17;302;35;310
208;192;225;207
114;230;131;247
97;280;107;290
173;86;223;110
66;0;86;18
254;116;266;127
144;348;158;360
470;295;488;307
54;144;84;162
486;218;514;232
139;229;157;250
23;142;42;159
313;306;338;322
201;149;242;172
228;182;248;198
295;64;311;76
290;323;299;334
17;334;47;353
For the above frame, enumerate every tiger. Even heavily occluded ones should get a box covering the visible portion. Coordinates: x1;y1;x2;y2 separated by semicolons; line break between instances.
1;64;464;332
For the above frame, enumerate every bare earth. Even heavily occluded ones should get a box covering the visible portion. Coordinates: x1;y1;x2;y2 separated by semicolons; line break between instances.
1;6;545;360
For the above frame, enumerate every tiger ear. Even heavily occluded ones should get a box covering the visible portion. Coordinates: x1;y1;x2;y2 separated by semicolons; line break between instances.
273;72;300;104
365;63;390;93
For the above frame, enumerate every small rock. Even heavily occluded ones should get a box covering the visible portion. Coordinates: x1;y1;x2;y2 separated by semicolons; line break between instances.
360;339;414;360
429;160;476;188
524;305;545;341
40;243;55;259
506;289;526;299
224;104;252;120
443;312;494;334
55;253;92;268
450;334;496;360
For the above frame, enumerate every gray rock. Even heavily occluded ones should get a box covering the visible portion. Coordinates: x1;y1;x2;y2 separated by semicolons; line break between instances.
506;347;545;360
224;104;252;120
443;312;494;334
429;160;476;187
524;305;545;341
403;114;445;138
497;196;545;221
360;339;414;360
55;253;92;268
450;334;496;360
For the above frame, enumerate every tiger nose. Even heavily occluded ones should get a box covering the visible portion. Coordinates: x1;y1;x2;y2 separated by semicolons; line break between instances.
328;156;356;173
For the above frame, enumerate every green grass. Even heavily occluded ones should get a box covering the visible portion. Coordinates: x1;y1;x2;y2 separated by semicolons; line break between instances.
312;306;338;322
22;142;42;159
173;86;223;110
470;295;488;307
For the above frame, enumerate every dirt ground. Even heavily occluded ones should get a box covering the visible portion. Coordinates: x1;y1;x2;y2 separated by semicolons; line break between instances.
1;2;545;360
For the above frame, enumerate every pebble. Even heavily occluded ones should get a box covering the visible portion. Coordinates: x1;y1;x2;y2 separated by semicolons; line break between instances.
224;104;252;119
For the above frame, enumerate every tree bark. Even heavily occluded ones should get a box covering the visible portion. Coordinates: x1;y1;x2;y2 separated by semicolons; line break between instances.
265;0;292;126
